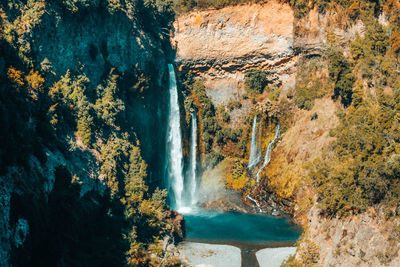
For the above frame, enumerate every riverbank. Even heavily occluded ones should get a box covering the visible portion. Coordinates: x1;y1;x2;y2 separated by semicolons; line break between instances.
178;242;241;267
178;242;296;267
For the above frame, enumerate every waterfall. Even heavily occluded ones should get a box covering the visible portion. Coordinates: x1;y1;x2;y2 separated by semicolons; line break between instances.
166;64;185;210
256;123;280;184
248;115;260;169
188;112;198;206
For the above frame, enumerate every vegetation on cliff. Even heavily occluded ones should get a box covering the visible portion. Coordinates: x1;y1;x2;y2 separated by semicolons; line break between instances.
181;72;265;194
1;0;182;266
173;0;265;13
306;2;400;218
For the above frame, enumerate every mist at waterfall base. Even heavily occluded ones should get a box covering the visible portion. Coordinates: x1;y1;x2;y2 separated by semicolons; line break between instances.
166;64;301;246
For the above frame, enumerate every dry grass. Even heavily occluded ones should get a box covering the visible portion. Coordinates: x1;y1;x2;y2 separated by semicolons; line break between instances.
263;97;339;200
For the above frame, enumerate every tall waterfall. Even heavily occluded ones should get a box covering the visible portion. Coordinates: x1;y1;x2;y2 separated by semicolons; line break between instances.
188;112;198;206
248;115;260;169
256;123;280;184
166;64;184;210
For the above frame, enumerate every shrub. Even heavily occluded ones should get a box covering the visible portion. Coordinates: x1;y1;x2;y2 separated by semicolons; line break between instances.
206;151;225;168
203;132;213;152
26;69;44;92
289;0;310;18
77;111;93;147
310;112;318;120
244;69;267;94
270;87;281;102
227;100;242;111
295;97;313;110
222;110;230;123
328;50;354;107
7;67;24;86
215;130;225;146
95;71;125;126
203;117;220;135
294;58;330;110
222;128;240;143
226;158;249;192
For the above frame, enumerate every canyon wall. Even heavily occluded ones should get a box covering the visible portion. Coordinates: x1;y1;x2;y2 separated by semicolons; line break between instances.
172;2;400;266
0;3;173;265
173;1;297;106
31;8;169;186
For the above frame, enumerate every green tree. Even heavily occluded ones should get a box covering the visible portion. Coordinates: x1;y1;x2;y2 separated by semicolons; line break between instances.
244;69;267;94
328;50;354;107
95;71;125;127
100;133;133;197
77;109;94;146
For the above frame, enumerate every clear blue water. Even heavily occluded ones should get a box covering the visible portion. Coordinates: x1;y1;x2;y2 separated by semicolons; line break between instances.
183;210;302;246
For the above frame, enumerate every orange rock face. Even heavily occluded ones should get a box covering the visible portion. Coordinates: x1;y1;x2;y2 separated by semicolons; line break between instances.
173;1;294;61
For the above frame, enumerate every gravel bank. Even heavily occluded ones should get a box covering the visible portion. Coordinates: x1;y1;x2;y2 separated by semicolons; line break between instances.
256;247;296;267
179;242;241;267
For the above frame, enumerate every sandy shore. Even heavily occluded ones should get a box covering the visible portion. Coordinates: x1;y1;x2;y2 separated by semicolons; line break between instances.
178;242;296;267
178;242;241;267
256;247;296;267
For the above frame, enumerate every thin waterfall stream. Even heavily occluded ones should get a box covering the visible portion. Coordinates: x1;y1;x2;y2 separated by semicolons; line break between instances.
248;115;260;169
256;123;281;185
188;112;198;206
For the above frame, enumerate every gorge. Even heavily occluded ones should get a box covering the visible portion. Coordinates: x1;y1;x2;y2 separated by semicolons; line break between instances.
166;63;301;265
1;0;400;267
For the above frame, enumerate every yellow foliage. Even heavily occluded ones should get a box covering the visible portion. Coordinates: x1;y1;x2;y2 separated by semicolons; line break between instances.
298;238;321;266
14;0;46;35
26;69;44;91
49;103;58;112
30;92;38;101
266;152;303;199
383;0;400;24
390;31;400;54
226;171;249;191
49;84;59;98
7;67;24;86
0;8;13;43
49;103;59;126
195;14;202;25
348;1;360;19
225;158;251;192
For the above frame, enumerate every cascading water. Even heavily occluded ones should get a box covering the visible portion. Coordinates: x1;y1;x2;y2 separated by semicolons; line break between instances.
188;112;198;206
166;64;185;210
163;71;301;250
255;123;280;184
248;115;260;169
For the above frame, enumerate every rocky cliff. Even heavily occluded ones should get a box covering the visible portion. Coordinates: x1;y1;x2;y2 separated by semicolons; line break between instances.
172;1;364;106
31;6;169;186
173;1;297;106
173;1;294;77
296;205;400;266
